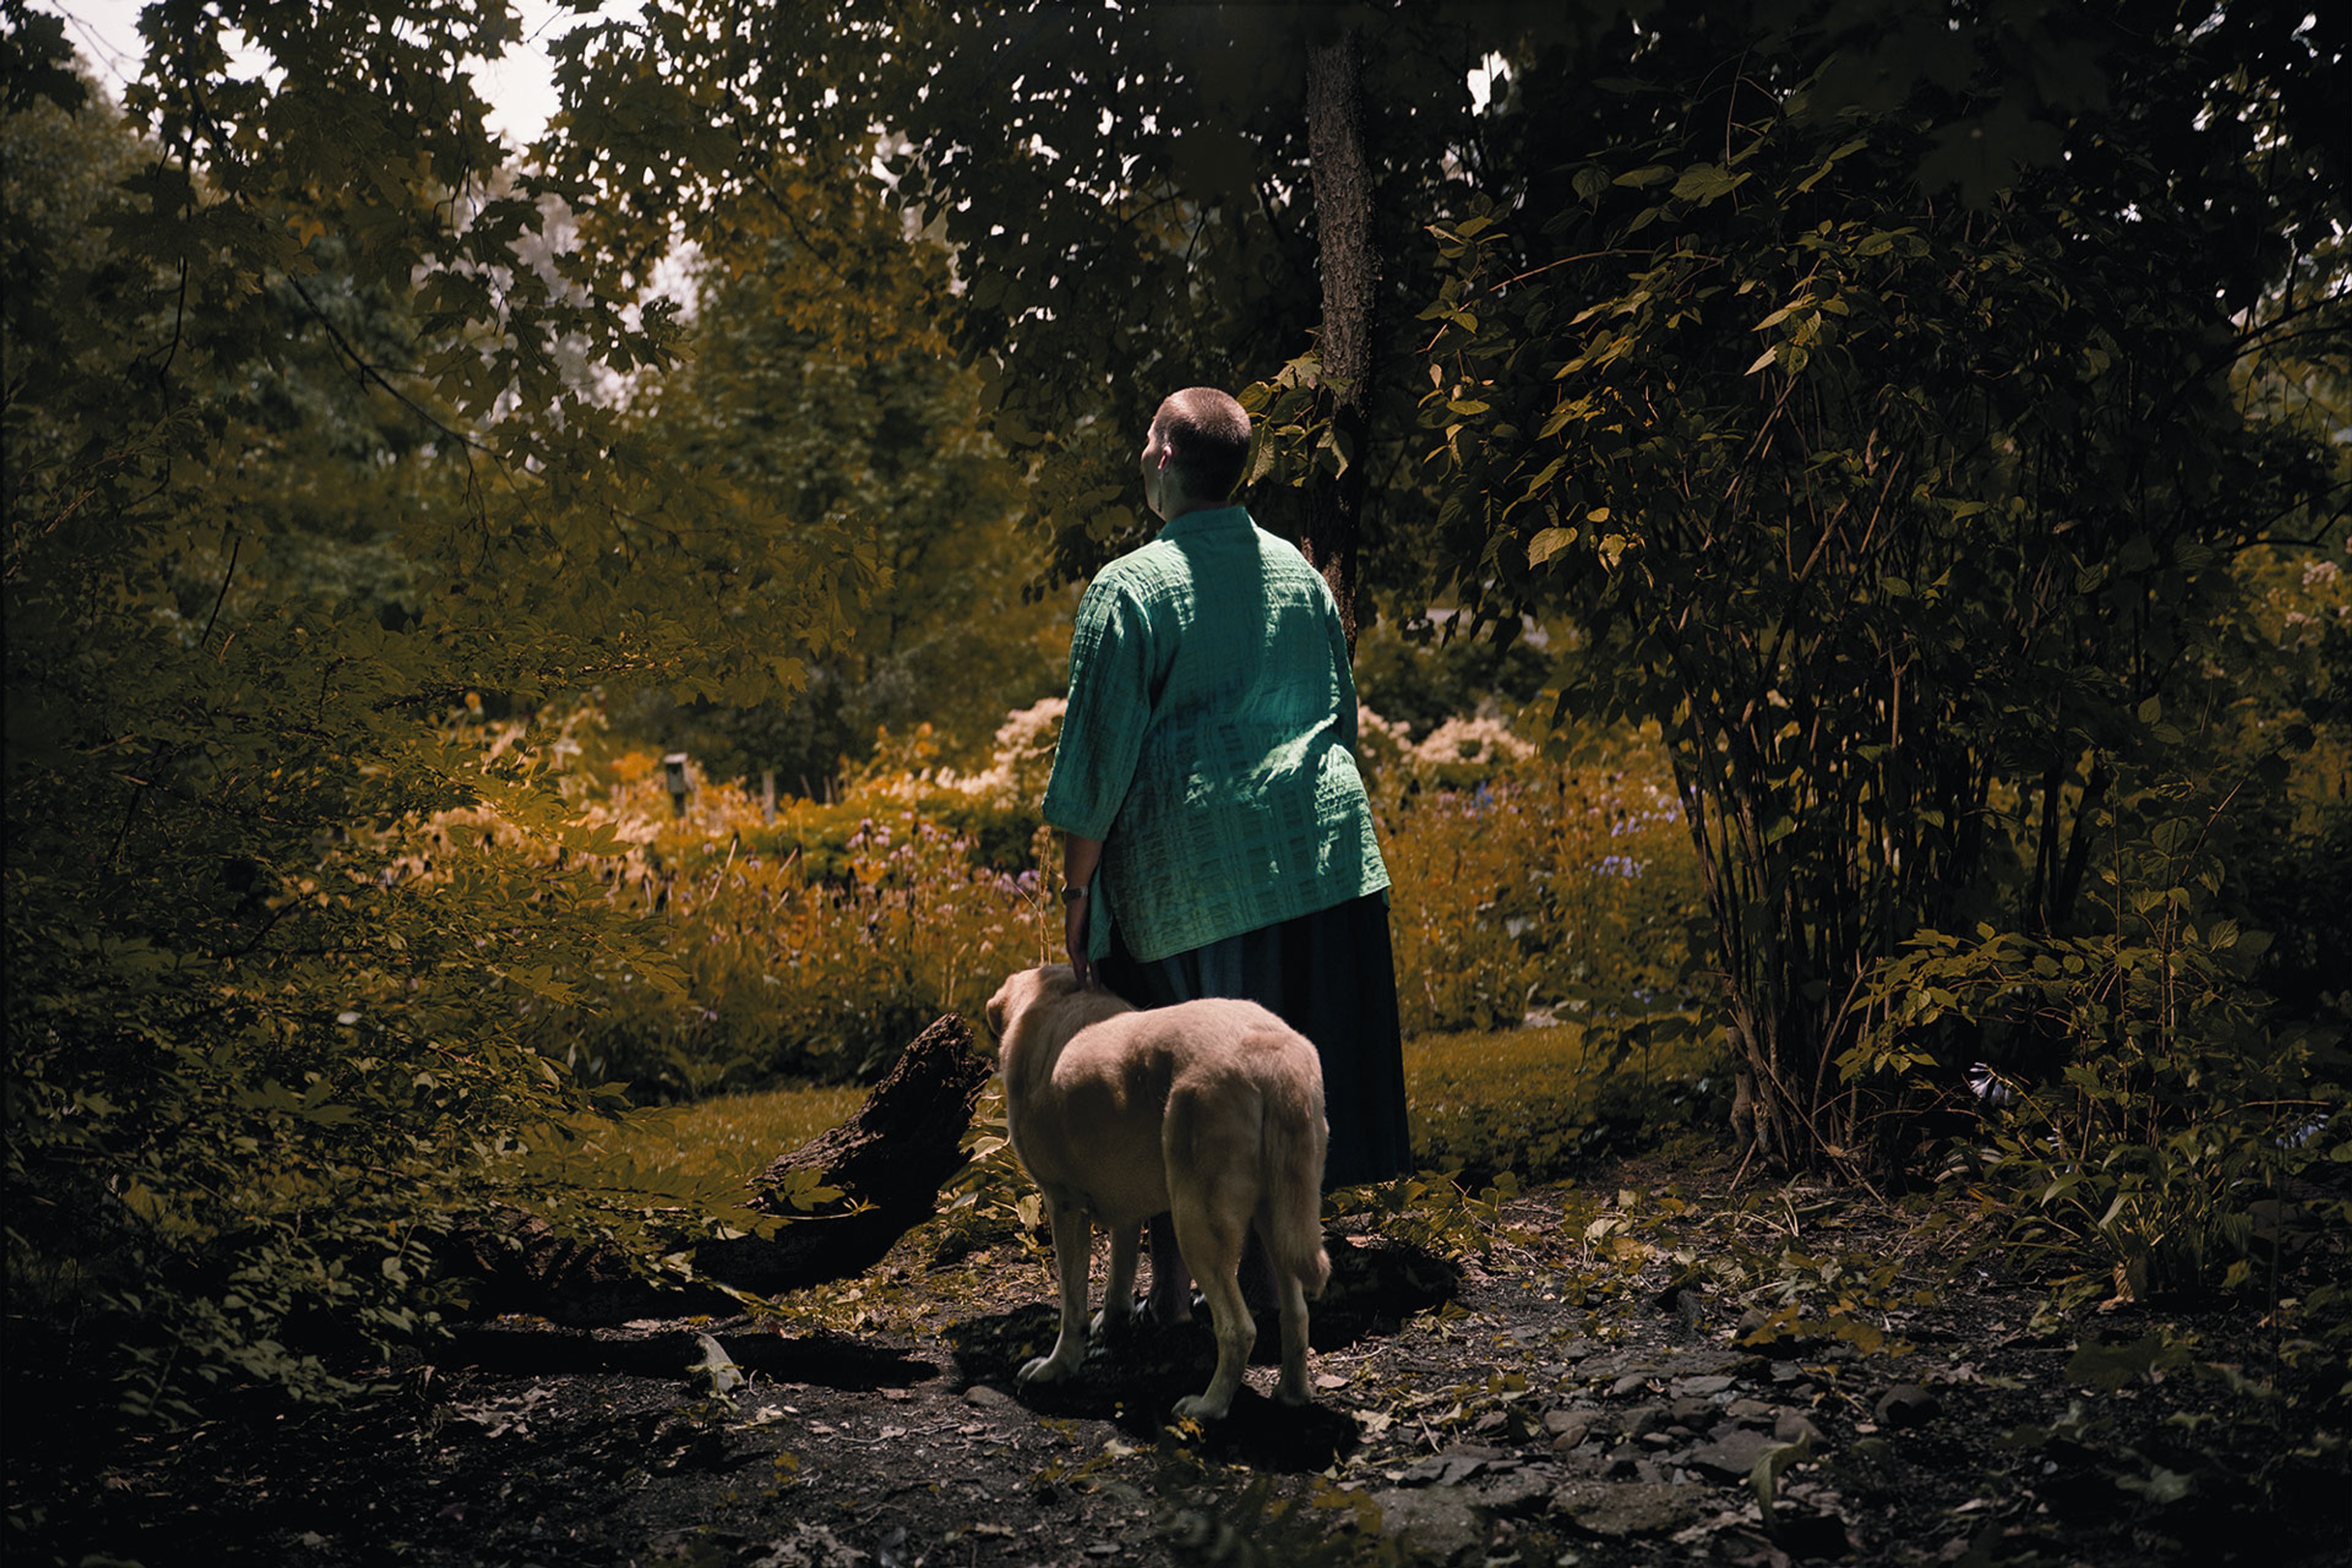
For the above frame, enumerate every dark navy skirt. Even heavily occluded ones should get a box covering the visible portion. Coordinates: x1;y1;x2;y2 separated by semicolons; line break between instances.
1097;891;1412;1188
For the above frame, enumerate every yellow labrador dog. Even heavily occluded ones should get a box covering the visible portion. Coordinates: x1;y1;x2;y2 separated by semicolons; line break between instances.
986;964;1331;1420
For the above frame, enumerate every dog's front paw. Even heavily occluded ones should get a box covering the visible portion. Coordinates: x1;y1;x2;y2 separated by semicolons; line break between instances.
1170;1392;1232;1422
1017;1352;1079;1387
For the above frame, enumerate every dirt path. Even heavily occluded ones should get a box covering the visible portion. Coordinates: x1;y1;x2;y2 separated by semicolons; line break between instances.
29;1158;2345;1567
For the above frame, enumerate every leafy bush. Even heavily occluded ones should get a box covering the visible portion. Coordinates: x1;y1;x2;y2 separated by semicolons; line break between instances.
447;761;1056;1097
353;703;1064;1098
375;696;1719;1123
1849;774;2352;1305
4;712;717;1425
412;699;1713;1102
2;35;886;1434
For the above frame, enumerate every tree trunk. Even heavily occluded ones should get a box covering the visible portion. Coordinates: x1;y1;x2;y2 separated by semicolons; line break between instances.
1303;22;1378;654
450;1014;993;1324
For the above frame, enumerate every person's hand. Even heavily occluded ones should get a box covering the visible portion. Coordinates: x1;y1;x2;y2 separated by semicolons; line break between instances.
1063;886;1092;990
1056;834;1104;990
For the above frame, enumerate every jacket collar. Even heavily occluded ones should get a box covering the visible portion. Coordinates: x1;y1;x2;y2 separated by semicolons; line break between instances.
1155;505;1253;540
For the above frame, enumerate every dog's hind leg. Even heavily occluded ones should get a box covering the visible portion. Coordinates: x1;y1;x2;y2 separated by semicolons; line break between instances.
1270;1265;1313;1405
1091;1221;1144;1338
1018;1195;1095;1389
1167;1193;1252;1420
1261;1047;1330;1407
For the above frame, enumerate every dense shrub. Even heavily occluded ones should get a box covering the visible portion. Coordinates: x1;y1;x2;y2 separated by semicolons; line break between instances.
450;771;1054;1098
1850;769;2352;1303
391;701;1713;1101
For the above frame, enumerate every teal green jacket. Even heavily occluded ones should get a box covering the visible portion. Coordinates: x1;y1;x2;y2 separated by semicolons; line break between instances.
1042;506;1390;963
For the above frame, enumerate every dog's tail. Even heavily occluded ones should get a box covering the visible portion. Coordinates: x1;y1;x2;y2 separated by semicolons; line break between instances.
1264;1041;1332;1299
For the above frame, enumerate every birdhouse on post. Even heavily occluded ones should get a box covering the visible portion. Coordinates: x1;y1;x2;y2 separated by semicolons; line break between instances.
663;752;692;816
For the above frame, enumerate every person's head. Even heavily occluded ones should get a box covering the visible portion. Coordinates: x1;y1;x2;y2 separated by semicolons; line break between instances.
1141;387;1251;520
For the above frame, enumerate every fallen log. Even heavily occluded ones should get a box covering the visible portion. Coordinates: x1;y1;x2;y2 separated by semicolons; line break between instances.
452;1014;994;1324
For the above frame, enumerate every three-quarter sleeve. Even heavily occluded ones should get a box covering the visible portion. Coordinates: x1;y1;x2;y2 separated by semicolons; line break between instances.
1041;578;1156;842
1325;591;1360;754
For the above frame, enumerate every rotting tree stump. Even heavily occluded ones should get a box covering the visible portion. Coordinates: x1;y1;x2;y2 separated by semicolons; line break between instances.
453;1014;993;1324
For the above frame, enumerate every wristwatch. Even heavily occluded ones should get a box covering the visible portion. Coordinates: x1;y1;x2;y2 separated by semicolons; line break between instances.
1060;883;1090;905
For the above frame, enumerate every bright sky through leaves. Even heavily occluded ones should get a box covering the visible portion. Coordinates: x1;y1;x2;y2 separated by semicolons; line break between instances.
49;0;604;146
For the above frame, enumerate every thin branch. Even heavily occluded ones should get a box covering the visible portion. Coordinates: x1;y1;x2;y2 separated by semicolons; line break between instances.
282;276;496;459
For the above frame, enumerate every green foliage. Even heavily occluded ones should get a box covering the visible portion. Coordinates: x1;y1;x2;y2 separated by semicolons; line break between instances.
435;697;1716;1110
420;720;1063;1098
1852;771;2351;1303
1335;1170;1525;1267
12;0;2344;1449
1531;1178;1942;1359
532;1;1588;597
1999;1314;2352;1546
0;14;867;1428
1405;1021;1724;1182
1351;615;1552;742
1362;1;2350;1172
517;1084;868;1239
607;166;1071;788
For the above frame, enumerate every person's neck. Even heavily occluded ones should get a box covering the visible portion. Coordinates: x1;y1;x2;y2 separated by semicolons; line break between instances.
1158;496;1231;524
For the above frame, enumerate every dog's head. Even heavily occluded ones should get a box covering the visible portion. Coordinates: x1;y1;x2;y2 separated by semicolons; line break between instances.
985;963;1084;1071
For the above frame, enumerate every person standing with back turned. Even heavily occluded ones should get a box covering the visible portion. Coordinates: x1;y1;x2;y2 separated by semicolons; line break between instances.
1042;385;1412;1320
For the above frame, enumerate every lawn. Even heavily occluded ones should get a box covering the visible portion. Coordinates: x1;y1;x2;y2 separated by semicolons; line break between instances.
585;1019;1714;1202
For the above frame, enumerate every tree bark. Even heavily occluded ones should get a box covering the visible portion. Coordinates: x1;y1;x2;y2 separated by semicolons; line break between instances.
450;1014;993;1324
1303;22;1378;654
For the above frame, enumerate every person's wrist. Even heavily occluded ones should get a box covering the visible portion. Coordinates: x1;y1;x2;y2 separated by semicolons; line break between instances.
1060;883;1090;905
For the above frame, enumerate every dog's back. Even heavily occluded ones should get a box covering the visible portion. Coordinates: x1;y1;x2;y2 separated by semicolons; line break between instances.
1147;998;1332;1300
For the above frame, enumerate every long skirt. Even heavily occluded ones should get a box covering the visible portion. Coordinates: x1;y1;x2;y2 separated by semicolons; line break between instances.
1096;891;1412;1188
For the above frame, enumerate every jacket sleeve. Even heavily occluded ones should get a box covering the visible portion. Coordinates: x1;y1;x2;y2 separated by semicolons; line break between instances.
1324;582;1360;753
1041;576;1155;842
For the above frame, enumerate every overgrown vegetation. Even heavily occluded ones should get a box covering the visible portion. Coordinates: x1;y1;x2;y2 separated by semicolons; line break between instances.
4;7;2346;1537
1380;2;2350;1178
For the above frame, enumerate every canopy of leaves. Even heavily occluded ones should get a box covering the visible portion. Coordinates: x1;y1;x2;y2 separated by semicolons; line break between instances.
531;0;1585;596
1;0;876;1427
1399;0;2348;1166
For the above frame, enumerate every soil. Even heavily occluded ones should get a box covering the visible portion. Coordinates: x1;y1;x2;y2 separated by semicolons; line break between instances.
15;1148;2346;1568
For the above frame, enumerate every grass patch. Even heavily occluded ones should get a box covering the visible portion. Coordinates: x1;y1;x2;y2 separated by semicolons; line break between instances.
1406;1014;1725;1180
549;1017;1725;1227
1408;1024;1597;1179
547;1084;870;1207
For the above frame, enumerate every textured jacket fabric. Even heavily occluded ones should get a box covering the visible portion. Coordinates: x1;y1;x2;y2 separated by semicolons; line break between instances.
1042;506;1390;963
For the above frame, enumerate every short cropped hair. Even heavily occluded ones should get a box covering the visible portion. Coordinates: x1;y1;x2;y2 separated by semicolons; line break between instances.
1154;387;1252;504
